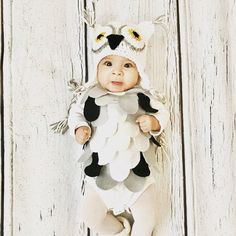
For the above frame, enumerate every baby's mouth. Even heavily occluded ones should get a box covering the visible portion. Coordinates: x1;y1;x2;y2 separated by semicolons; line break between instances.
111;81;123;86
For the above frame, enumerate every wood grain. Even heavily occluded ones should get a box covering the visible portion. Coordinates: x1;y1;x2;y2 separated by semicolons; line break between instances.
0;0;2;232
2;0;86;235
178;0;236;235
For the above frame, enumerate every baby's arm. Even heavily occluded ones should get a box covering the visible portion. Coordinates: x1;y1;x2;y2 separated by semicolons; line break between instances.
136;96;169;135
68;93;92;144
136;115;160;133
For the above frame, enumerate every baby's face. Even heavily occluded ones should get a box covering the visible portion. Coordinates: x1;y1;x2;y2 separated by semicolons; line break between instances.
97;55;139;92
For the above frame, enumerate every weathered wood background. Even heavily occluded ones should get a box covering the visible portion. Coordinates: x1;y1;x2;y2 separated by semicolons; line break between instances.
1;0;236;235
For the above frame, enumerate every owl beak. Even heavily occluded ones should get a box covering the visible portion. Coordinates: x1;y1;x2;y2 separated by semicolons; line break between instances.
107;34;124;50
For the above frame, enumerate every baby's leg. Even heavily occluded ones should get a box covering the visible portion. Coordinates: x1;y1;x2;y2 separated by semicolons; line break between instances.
80;184;124;234
130;183;158;236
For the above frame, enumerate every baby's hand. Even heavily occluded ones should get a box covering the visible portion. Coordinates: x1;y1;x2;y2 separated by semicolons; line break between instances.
136;115;161;133
75;126;91;144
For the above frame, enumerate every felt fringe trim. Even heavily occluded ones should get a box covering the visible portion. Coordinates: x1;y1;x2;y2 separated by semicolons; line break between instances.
50;79;85;134
151;131;170;175
81;0;98;28
152;15;169;36
50;119;69;135
157;132;170;162
149;88;167;104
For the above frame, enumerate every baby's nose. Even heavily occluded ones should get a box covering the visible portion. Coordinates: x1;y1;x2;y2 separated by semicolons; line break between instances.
112;68;123;76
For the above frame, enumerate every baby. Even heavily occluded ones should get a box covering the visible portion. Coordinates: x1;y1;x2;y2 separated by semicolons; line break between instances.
68;22;169;236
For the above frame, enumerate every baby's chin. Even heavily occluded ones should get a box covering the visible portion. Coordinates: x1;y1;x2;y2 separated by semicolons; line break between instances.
102;84;127;92
108;88;126;92
107;87;133;93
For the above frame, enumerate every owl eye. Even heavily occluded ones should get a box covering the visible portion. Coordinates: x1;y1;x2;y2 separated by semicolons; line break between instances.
128;28;141;41
96;32;106;42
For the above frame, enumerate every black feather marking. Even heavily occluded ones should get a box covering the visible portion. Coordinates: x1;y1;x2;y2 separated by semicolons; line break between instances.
84;153;103;177
132;153;150;177
137;93;158;113
84;96;100;122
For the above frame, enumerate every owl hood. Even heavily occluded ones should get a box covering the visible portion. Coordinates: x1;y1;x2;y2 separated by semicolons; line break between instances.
90;21;155;89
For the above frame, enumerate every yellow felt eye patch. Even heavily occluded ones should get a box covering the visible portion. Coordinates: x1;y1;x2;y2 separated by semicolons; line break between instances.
128;28;142;41
96;32;106;42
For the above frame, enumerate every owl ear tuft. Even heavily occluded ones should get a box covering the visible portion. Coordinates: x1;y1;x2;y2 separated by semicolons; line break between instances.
137;21;155;41
93;23;102;29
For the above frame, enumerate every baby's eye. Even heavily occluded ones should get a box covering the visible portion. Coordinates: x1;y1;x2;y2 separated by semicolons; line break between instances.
124;63;133;68
104;61;112;66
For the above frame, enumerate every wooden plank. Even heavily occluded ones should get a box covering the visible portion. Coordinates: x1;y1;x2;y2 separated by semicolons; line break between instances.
86;0;185;235
2;0;87;235
2;0;14;234
0;0;2;233
178;0;236;235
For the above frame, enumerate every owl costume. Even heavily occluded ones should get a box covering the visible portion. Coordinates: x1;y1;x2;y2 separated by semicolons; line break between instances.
68;21;169;215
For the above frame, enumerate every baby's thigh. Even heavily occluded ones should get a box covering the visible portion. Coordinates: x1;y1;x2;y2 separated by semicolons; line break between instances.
130;184;158;224
80;184;108;224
